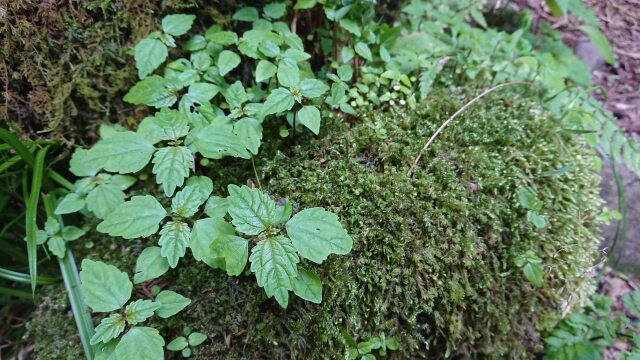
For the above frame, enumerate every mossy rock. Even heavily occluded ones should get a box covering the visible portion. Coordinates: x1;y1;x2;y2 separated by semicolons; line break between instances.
29;87;601;359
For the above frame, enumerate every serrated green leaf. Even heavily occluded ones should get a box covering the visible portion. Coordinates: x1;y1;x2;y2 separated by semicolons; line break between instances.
167;336;188;351
227;185;288;235
155;290;191;318
171;185;208;218
523;262;543;287
204;196;229;218
150;108;190;141
250;236;299;308
234;118;263;155
223;81;248;109
70;148;101;177
218;50;241;76
188;332;207;347
88;131;155;174
44;217;59;235
292;268;322;303
124;75;177;108
35;230;48;245
264;3;287;19
206;31;238;45
107;175;136;190
277;61;300;88
256;60;277;82
191;122;251;160
354;42;372;61
90;313;126;345
294;0;317;9
95;339;119;360
297;105;321;135
55;193;86;215
339;19;361;36
47;236;66;258
262;42;284;59
211;234;249;276
337;64;353;82
135;39;168;79
189;218;235;267
152;146;194;197
114;327;164;360
183;34;207;51
80;259;133;312
517;188;540;211
124;299;161;325
185;176;213;199
190;50;212;71
233;7;259;22
162;14;196;36
184;82;219;106
97;195;167;239
61;226;84;241
300;79;329;99
159;221;191;268
262;88;294;115
283;48;311;62
86;183;126;220
134;246;170;284
285;207;353;263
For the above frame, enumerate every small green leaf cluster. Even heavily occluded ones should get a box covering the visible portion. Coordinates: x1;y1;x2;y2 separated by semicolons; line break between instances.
545;291;640;359
110;182;352;309
125;6;337;144
514;250;544;287
517;187;547;229
344;332;400;360
31;217;85;258
167;328;207;358
79;259;191;359
55;136;138;219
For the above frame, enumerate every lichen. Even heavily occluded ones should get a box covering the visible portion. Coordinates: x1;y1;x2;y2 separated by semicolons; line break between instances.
29;86;602;359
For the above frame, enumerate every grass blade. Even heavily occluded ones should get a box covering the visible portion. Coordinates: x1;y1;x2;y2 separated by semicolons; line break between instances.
25;145;49;294
0;285;33;299
0;267;58;285
42;194;95;359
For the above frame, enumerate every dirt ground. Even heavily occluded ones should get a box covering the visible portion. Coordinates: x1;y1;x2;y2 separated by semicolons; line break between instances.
519;0;640;275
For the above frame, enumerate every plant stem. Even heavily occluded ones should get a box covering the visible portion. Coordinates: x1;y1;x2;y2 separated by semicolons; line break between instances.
407;82;534;177
251;158;263;191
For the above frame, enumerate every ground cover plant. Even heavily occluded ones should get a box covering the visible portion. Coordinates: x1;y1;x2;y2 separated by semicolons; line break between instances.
2;0;639;359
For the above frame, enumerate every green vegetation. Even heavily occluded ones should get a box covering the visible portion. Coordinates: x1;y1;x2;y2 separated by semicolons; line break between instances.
546;291;640;359
2;0;638;359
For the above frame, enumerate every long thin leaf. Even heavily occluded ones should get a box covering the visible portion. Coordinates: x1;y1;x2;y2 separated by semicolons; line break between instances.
0;285;33;299
25;145;48;294
0;127;36;167
43;194;95;359
0;267;58;284
0;127;73;191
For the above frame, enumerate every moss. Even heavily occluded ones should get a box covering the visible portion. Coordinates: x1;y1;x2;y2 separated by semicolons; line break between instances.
30;86;601;359
0;0;249;146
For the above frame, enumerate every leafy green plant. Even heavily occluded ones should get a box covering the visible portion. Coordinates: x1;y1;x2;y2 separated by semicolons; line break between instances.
80;259;191;358
517;187;547;229
515;250;544;287
545;291;640;359
544;0;615;64
167;328;207;358
36;217;85;258
344;332;400;360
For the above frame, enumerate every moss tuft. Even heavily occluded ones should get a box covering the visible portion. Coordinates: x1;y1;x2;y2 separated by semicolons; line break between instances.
30;87;601;359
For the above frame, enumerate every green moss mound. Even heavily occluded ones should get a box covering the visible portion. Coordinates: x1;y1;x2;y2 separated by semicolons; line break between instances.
29;87;601;359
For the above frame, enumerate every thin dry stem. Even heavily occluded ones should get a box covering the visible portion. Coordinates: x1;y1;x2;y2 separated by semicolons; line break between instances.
407;82;534;177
